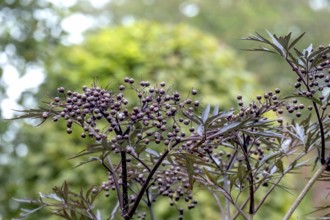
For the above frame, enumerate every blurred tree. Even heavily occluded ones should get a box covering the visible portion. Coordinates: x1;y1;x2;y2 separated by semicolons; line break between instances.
0;1;67;218
2;19;258;219
45;21;256;106
0;1;108;218
105;0;330;87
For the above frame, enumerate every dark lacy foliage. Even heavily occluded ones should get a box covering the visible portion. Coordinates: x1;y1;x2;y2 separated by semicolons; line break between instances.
13;32;330;219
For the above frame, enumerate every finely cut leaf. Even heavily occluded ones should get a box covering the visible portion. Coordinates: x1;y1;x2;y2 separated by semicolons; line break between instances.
266;30;286;56
212;105;219;116
288;32;305;50
202;104;211;123
13;206;45;220
185;157;195;190
145;148;160;157
39;192;63;202
203;168;218;185
275;159;284;173
73;157;100;169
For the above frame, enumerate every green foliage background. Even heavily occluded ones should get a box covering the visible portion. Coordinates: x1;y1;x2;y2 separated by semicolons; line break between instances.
45;21;255;105
1;0;330;219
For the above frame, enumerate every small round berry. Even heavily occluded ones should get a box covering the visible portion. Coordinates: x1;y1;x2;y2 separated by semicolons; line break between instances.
57;87;65;93
119;85;125;91
42;112;49;119
192;89;198;95
66;128;72;134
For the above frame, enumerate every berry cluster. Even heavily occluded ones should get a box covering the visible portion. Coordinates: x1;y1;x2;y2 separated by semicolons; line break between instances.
43;78;199;145
293;45;330;95
41;77;202;217
172;89;289;191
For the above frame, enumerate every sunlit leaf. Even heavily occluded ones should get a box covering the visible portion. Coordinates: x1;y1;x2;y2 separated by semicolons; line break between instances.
39;192;64;202
96;209;102;220
13;198;38;203
266;30;286;56
202;104;211;123
303;43;313;57
146;148;159;157
212;105;219;116
281;139;291;153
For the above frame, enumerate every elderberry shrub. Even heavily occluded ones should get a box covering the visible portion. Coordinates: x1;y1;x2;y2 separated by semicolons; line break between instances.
40;77;202;218
19;80;310;219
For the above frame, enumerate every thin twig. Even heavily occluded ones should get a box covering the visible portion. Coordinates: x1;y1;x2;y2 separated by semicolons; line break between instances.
110;202;120;220
238;134;254;215
211;190;226;220
223;173;231;220
103;156;123;211
283;164;327;220
126;141;180;219
286;58;326;164
146;189;155;220
121;150;129;220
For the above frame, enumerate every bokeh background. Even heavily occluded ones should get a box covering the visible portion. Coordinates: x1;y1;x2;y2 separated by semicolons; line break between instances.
1;0;330;219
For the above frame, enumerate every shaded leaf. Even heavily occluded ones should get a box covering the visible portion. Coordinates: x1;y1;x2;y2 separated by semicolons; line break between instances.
73;157;100;169
288;32;305;50
275;159;284;173
237;163;244;185
205;110;235;128
185;156;195;190
203;168;218;185
242;129;284;138
283;94;322;105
